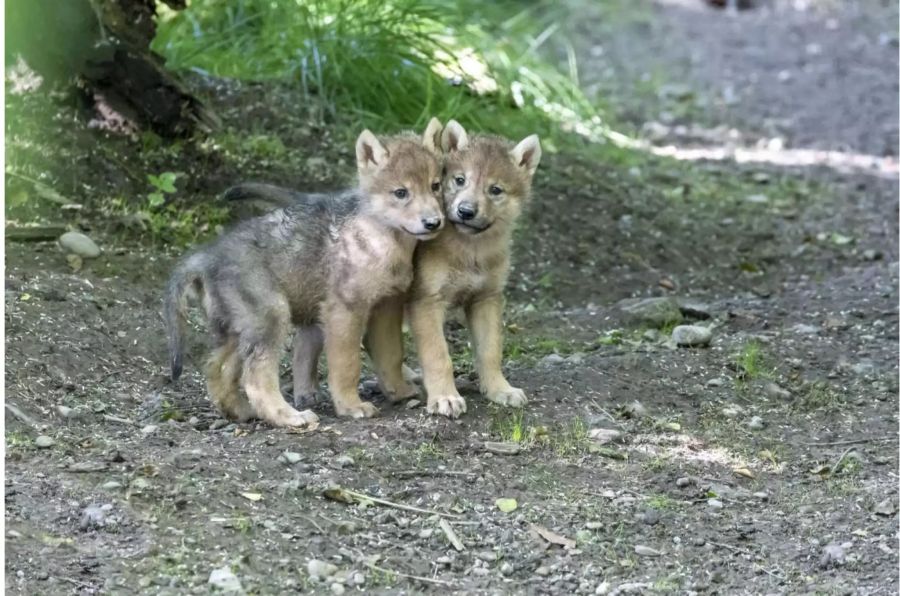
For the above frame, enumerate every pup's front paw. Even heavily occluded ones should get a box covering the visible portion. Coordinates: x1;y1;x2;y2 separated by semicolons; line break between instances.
278;408;320;428
427;394;467;418
335;401;380;419
486;386;527;407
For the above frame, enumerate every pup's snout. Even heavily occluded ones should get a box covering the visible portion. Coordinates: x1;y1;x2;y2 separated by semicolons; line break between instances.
457;202;477;220
422;216;442;231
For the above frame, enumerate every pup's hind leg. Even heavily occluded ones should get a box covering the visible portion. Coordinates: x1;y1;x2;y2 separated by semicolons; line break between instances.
365;300;418;402
292;325;323;409
206;337;254;421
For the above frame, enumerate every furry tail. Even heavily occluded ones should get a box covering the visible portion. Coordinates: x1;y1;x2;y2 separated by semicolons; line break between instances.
221;183;308;209
163;261;202;381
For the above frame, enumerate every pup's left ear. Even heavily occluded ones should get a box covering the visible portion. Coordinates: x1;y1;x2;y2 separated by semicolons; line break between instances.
422;117;443;155
511;135;542;177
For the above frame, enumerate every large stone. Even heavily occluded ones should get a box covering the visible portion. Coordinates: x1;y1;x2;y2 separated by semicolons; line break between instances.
671;325;712;347
618;297;683;328
58;232;101;259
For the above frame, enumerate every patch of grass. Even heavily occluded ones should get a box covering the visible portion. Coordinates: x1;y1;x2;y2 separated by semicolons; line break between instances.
504;334;580;365
100;195;230;249
733;341;774;383
550;416;590;456
642;453;671;473
490;407;529;444
153;0;615;149
5;431;33;453
798;381;844;412
645;494;678;511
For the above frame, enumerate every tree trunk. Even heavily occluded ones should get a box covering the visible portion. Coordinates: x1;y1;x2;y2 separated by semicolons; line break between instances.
6;0;218;137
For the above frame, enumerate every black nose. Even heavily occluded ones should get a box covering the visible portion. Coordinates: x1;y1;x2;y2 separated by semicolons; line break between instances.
457;202;477;220
422;217;442;231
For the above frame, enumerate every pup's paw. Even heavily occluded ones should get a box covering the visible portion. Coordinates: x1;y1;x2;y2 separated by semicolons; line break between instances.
427;394;467;418
385;381;420;403
292;391;320;409
335;401;380;419
486;386;528;407
278;407;320;428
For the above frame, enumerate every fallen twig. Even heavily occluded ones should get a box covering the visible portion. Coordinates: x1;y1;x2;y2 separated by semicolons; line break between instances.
362;561;453;586
828;446;857;474
390;469;474;478
706;540;752;556
103;414;137;426
5;402;39;428
323;487;462;519
439;518;465;551
800;436;894;447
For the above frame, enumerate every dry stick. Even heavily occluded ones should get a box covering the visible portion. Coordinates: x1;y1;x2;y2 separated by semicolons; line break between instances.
828;446;857;474
706;541;752;556
103;414;137;426
341;489;462;519
5;402;39;428
439;518;465;552
801;436;894;447
390;469;474;478
362;561;453;587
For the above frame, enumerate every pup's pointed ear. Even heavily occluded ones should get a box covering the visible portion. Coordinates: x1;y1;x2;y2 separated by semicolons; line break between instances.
356;130;389;173
510;134;541;177
441;119;469;153
422;117;443;155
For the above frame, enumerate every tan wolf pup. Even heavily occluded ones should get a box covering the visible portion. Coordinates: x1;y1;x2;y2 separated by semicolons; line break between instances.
164;119;445;426
368;120;542;418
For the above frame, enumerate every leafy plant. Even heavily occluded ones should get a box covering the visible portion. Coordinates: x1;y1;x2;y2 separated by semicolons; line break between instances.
147;172;178;208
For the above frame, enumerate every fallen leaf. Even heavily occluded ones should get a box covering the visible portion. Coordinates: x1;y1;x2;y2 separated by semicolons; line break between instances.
439;518;465;551
323;487;355;504
241;492;263;502
733;467;755;479
529;524;575;549
495;498;518;513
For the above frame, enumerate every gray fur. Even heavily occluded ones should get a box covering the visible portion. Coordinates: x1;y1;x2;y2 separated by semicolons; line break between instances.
164;188;361;380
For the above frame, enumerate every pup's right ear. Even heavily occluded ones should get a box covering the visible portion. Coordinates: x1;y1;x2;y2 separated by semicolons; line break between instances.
422;117;443;155
441;119;469;153
356;130;389;174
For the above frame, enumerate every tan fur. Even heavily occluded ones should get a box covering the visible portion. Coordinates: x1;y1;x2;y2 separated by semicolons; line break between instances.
369;121;541;417
169;119;444;427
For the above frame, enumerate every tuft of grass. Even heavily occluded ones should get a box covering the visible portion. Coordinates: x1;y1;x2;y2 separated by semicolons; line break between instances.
550;416;590;456
798;381;844;412
490;407;529;444
733;341;774;383
152;0;613;147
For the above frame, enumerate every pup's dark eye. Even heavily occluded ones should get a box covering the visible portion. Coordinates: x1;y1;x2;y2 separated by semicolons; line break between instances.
489;185;503;196
393;188;408;199
431;181;441;192
454;175;466;187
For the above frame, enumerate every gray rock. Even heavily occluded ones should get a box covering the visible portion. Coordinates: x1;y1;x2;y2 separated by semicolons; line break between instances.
208;567;244;593
405;399;422;410
677;299;712;320
334;455;355;468
763;382;791;400
595;581;611;595
535;566;551;576
675;476;694;488
819;543;845;568
280;451;302;465
672;325;712;347
330;583;345;595
707;498;724;509
588;428;624;445
35;435;55;449
753;491;769;501
56;405;76;419
484;441;521;455
540;353;566;366
307;560;338;579
102;481;122;491
80;504;108;529
791;323;821;335
862;249;882;261
500;562;514;576
706;377;725;388
618;297;683;328
634;545;661;556
851;361;876;376
141;424;158;436
874;498;896;516
747;416;765;430
59;232;101;259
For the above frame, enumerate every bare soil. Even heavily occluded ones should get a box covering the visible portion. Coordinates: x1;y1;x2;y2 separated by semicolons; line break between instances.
5;1;898;594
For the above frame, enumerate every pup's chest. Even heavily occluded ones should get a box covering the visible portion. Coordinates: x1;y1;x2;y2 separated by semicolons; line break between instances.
330;229;414;302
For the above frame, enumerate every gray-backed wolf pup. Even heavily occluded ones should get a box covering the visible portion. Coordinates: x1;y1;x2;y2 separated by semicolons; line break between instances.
164;119;444;427
225;121;541;419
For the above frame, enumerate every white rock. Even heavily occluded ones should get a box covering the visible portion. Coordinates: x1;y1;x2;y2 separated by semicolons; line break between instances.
35;435;55;449
589;428;624;445
307;559;338;579
208;567;243;593
58;232;101;258
671;325;712;347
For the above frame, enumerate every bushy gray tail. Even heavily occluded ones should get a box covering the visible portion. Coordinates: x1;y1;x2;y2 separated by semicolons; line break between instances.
221;183;308;209
163;263;201;381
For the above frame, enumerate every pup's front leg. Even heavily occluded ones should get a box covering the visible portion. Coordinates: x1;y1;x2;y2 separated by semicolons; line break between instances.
323;303;379;418
365;299;418;402
466;295;527;408
410;297;467;418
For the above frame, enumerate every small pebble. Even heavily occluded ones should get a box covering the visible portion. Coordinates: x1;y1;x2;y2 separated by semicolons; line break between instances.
747;416;765;430
334;455;354;468
405;399;422;410
331;583;345;595
675;476;694;488
141;424;158;436
307;559;338;579
708;499;724;509
706;378;725;388
500;562;514;575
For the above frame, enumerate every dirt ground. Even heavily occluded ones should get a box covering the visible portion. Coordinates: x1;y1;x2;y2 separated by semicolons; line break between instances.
5;1;899;594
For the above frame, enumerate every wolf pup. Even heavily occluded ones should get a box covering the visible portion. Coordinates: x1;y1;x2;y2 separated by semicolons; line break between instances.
373;121;541;418
164;119;444;427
